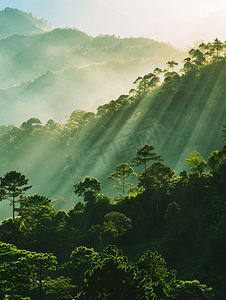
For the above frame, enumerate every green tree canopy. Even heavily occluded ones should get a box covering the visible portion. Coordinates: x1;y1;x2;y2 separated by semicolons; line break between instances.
131;145;163;171
213;38;223;59
166;60;178;71
90;211;132;244
136;250;177;298
15;195;56;239
20;252;57;300
44;276;76;299
185;151;207;175
207;150;222;172
0;171;32;221
74;177;102;203
75;245;155;300
132;145;163;190
138;161;175;191
108;163;137;195
20;118;42;131
0;242;57;300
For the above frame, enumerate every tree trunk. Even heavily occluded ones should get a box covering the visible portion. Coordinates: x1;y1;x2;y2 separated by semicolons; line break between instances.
13;195;15;222
156;199;159;223
39;272;42;300
123;176;125;195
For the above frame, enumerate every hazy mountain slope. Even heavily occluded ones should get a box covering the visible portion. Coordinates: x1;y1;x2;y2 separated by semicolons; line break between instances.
0;7;53;39
0;59;226;223
0;28;92;88
0;28;183;88
0;56;181;126
0;28;183;89
0;29;185;125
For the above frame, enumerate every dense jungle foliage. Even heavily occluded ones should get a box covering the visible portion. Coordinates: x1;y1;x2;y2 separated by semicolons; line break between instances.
1;40;226;299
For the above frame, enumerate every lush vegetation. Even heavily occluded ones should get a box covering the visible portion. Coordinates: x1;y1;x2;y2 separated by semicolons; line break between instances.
0;14;184;126
1;134;225;298
0;39;225;200
1;39;226;299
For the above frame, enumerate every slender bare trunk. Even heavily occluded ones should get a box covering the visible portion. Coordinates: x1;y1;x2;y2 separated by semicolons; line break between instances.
39;272;42;300
13;195;15;222
123;176;125;195
157;199;159;223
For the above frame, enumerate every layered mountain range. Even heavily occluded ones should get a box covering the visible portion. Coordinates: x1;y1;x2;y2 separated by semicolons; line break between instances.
0;8;225;221
0;8;185;125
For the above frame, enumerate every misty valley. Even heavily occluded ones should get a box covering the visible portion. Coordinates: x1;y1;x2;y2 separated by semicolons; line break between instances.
1;7;226;300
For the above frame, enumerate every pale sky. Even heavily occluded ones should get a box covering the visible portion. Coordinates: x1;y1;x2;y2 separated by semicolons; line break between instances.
1;0;226;46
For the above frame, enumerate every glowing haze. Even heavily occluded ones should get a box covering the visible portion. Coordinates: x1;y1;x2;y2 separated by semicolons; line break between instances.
1;0;226;47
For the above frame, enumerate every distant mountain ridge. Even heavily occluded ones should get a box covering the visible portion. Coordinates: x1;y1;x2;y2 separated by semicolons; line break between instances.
0;27;184;125
0;7;53;39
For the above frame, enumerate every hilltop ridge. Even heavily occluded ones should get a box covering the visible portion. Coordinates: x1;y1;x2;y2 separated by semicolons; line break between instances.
0;7;53;39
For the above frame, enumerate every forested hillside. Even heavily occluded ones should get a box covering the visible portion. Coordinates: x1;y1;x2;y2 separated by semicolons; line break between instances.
1;12;226;298
1;78;226;298
0;39;225;210
0;25;182;89
0;22;184;125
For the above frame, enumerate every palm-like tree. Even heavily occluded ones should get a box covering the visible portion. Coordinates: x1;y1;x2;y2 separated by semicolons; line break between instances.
194;49;205;66
188;48;196;61
204;42;214;64
108;163;137;195
182;57;193;73
166;60;178;72
213;38;223;59
198;42;206;54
